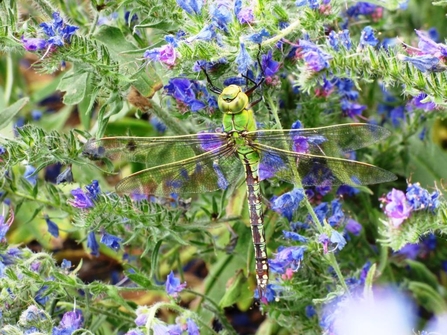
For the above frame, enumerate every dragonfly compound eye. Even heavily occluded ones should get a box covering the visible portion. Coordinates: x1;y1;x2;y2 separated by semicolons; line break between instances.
218;84;249;114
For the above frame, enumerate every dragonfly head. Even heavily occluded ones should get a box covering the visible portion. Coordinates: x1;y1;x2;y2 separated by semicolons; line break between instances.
218;85;249;115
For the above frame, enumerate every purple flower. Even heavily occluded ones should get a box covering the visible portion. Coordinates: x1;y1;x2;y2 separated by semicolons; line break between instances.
398;54;442;73
134;306;149;327
198;132;225;151
176;0;203;15
282;230;308;242
261;50;280;77
415;29;447;57
409;93;436;111
87;231;99;257
144;44;177;66
21;37;47;51
237;7;254;24
298;40;332;71
345;218;362;236
269;246;306;274
384;189;412;227
153;324;183;335
358;26;379;49
24;165;38;185
165;270;187;297
341;99;367;119
44;215;59;237
259;153;285;181
271;188;305;221
100;233;122;251
52;310;83;335
236;43;254;73
187;319;200;335
70;188;94;208
396;243;420;260
248;28;270;44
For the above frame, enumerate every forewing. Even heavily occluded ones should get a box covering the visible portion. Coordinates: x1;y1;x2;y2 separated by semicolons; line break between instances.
83;133;228;168
255;143;396;186
115;144;243;196
248;123;391;156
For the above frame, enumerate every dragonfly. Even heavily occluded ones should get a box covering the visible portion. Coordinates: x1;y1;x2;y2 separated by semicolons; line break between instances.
83;84;396;300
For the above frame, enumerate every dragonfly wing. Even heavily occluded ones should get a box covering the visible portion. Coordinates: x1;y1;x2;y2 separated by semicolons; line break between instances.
115;144;243;196
83;133;228;168
248;123;391;155
254;143;396;187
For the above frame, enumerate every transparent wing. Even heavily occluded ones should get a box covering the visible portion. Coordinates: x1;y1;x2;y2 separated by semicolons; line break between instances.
114;144;244;196
247;123;391;155
83;132;228;168
254;143;396;186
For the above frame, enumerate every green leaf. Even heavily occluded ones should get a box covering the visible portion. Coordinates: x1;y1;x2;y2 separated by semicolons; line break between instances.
58;70;90;105
405;259;439;290
219;270;247;308
408;281;447;314
0;97;29;130
94;25;162;98
127;272;159;290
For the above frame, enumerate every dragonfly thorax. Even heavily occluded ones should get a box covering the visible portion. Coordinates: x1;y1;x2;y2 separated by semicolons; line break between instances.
218;84;249;115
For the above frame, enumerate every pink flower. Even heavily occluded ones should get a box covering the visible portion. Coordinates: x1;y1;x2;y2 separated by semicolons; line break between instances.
384;189;412;227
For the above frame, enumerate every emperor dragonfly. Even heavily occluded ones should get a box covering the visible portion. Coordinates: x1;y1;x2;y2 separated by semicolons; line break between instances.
83;84;396;300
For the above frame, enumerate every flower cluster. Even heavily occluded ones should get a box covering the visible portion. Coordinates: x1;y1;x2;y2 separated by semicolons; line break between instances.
22;12;78;52
382;183;439;227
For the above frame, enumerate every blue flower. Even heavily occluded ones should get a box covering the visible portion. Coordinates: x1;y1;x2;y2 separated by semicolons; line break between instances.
164;78;207;111
125;330;144;335
100;233;122;251
299;40;332;71
327;199;344;226
52;310;83;335
189;24;217;42
236;43;254;74
176;0;203;15
261;50;280;77
210;0;233;32
237;7;254;24
165;270;187;297
198;132;225;151
305;305;316;318
254;283;279;302
345;218;362;236
70;188;94;209
150;116;167;133
87;231;99;257
134;306;149;327
269;246;306;274
259;153;285;181
330;230;346;250
333;78;358;100
39;12;78;47
406;183;439;211
247;28;270;44
346;2;379;18
398;54;442;72
271;188;304;221
44;215;59;238
61;259;71;271
358;26;379;49
282;230;308;242
336;185;359;197
328;30;352;51
24;165;38;185
212;162;229;190
0;146;5;155
85;180;101;200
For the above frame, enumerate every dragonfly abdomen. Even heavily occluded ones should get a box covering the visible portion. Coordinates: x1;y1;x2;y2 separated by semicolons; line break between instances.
242;156;269;300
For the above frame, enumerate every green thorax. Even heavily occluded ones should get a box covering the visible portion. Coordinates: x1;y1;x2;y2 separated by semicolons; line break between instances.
219;85;257;133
